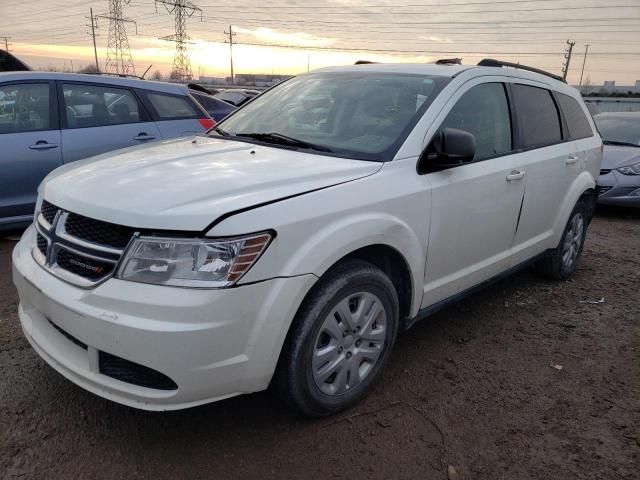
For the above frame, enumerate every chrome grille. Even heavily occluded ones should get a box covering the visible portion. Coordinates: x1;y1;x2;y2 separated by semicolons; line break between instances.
40;200;59;225
65;213;134;249
33;201;136;287
36;233;48;256
56;248;115;281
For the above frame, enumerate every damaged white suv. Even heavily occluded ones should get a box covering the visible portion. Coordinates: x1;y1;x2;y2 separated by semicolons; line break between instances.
13;60;601;416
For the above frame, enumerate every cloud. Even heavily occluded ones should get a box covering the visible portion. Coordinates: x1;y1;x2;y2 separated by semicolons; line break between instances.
419;36;453;44
232;27;335;48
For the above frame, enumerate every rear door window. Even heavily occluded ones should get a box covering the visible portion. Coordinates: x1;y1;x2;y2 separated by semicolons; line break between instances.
512;84;562;148
146;92;199;119
62;83;141;128
556;93;594;139
0;83;51;133
438;82;512;161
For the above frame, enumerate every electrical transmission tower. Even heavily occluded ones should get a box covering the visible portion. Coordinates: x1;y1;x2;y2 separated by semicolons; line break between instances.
98;0;137;76
156;0;202;82
562;39;575;82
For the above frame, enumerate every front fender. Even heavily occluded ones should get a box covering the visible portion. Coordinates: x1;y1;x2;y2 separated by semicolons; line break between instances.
282;212;425;315
210;160;431;316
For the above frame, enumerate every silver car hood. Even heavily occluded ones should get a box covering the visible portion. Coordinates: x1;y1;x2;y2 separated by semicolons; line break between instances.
601;145;640;169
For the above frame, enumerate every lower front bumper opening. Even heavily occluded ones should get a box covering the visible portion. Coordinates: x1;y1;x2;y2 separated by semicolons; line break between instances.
98;351;178;391
48;318;178;391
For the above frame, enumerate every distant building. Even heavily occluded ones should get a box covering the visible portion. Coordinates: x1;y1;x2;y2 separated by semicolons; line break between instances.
231;73;293;87
198;75;228;85
578;80;640;96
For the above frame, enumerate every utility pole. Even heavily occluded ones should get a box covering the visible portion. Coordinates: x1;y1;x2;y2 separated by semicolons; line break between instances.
97;0;137;75
224;25;236;85
579;44;590;87
2;36;10;52
156;0;202;82
87;8;100;72
562;39;575;82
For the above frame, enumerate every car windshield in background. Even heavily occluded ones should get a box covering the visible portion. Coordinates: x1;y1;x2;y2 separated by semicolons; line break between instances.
594;114;640;147
216;72;450;161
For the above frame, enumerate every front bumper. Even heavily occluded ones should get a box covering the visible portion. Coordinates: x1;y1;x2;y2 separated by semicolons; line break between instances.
12;226;317;410
596;171;640;207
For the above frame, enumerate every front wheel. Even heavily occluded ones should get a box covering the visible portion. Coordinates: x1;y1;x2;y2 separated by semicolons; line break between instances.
274;259;399;417
534;199;589;280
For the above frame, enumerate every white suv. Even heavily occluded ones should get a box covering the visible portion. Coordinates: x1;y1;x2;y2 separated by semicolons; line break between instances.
12;60;601;416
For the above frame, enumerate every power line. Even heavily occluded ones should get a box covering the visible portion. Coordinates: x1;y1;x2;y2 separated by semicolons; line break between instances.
194;4;640;16
230;40;640;57
193;0;613;9
199;16;640;26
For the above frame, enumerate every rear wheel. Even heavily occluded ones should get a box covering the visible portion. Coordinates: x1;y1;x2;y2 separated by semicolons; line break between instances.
275;259;399;417
534;199;589;280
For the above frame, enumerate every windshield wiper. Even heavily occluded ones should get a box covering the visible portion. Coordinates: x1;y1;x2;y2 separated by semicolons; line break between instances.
603;140;639;148
235;132;333;152
211;126;230;136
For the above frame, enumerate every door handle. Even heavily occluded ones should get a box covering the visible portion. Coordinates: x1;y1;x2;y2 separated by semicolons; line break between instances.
29;141;59;150
506;170;526;182
133;133;156;141
566;156;578;165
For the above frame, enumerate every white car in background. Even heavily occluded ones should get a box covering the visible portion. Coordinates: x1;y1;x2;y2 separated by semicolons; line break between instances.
12;60;601;416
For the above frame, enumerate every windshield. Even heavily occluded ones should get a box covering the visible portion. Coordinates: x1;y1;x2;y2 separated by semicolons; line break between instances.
594;114;640;146
217;71;450;161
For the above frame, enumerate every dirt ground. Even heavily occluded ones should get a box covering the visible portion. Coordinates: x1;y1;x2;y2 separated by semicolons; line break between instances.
1;207;638;480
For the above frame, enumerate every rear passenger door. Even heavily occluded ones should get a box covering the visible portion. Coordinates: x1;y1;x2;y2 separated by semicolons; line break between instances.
508;83;580;265
137;90;208;139
0;81;61;222
59;82;162;163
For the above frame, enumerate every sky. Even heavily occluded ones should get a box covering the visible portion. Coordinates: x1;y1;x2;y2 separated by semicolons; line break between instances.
1;0;640;85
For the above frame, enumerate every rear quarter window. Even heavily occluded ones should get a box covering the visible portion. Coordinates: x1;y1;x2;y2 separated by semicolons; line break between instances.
556;93;594;139
512;84;562;148
146;92;199;119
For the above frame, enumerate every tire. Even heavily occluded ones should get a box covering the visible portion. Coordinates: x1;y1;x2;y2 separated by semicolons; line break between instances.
534;198;590;280
274;259;400;417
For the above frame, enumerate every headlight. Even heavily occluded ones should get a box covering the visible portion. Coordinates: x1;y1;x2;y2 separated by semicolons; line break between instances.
116;232;273;288
617;163;640;175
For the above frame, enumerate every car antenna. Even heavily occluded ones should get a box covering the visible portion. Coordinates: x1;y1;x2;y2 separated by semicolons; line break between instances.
141;64;153;79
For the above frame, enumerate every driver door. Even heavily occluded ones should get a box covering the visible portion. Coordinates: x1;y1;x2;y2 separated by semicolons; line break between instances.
420;80;526;307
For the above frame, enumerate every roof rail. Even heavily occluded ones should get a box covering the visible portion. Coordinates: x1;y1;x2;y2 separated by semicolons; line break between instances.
435;58;462;65
354;60;378;65
477;58;565;83
85;72;145;80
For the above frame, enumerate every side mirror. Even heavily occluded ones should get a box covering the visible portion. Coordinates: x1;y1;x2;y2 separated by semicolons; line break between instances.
429;128;476;169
